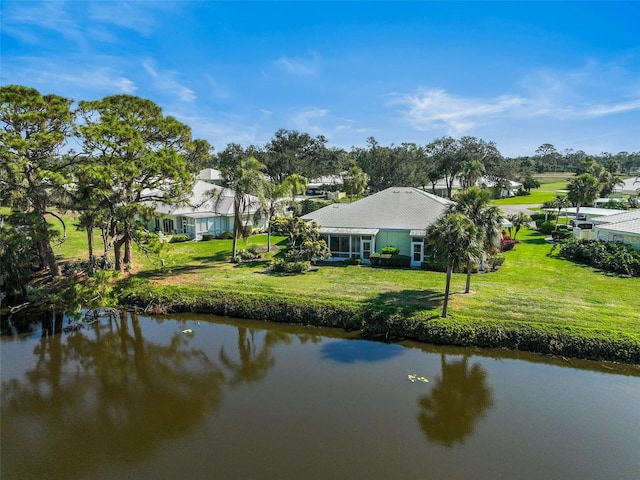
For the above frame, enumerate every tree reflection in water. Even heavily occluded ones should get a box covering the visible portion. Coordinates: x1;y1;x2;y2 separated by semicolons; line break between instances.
417;354;493;447
1;310;291;479
219;327;291;386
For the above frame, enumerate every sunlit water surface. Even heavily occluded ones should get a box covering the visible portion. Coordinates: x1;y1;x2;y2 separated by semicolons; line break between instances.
1;311;639;480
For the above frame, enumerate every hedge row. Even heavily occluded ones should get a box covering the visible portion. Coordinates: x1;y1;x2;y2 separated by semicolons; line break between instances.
121;286;640;363
559;238;640;277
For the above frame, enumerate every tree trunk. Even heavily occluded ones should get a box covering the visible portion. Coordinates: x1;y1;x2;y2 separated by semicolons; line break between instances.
267;223;272;252
442;264;453;317
232;228;238;259
86;224;95;265
465;266;472;294
36;220;60;277
114;237;125;272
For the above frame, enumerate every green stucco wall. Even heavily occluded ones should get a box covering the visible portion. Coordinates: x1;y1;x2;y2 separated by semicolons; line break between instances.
375;230;411;256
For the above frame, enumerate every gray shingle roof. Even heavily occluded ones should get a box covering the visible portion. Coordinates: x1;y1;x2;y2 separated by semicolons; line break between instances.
302;187;454;231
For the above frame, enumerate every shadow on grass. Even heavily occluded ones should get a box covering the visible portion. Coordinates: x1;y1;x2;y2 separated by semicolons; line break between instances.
364;289;443;317
519;235;552;245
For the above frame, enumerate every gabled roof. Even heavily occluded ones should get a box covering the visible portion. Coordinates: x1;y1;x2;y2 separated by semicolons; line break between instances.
302;187;455;232
197;168;223;182
151;180;260;218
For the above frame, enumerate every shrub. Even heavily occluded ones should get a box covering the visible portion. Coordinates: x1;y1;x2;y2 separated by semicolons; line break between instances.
530;213;548;222
500;239;516;252
381;245;400;255
270;259;310;273
487;253;505;271
201;233;215;241
237;249;254;260
385;254;411;268
216;231;234;239
538;221;556;235
558;238;640;276
344;257;362;266
370;253;410;268
168;234;190;243
247;244;260;255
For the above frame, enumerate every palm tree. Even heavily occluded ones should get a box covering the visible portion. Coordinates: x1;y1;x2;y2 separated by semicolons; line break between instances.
552;195;571;229
567;173;600;215
426;213;482;317
259;180;288;252
218;156;266;259
506;212;529;240
343;162;368;201
281;173;307;215
451;188;502;293
458;158;485;191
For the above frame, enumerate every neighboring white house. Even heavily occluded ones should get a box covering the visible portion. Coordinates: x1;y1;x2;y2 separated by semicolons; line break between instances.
544;206;627;240
592;210;640;250
302;187;455;266
431;176;521;199
147;180;265;240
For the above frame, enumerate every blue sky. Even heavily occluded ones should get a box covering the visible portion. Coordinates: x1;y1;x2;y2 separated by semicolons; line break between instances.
2;1;639;157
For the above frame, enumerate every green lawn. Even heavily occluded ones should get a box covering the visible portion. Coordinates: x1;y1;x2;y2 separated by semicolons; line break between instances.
89;227;640;341
493;179;571;206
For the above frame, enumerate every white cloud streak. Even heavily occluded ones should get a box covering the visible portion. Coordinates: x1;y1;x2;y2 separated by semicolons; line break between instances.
392;63;640;135
143;60;196;103
276;55;319;76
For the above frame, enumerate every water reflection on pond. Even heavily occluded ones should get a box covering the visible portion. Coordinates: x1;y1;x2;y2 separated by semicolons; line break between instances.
1;311;639;480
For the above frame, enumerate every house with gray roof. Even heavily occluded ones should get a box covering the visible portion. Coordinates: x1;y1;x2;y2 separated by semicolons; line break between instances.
592;209;640;250
147;180;265;240
301;187;455;266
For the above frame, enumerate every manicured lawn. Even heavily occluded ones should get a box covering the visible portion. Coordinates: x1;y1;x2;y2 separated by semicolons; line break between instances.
493;180;571;206
115;227;640;341
46;209;640;358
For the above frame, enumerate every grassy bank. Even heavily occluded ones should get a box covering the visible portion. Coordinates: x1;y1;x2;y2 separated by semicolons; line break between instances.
22;213;638;363
95;228;640;363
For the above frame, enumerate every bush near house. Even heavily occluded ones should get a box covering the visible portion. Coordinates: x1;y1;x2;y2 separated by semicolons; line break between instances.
557;238;640;277
168;234;190;243
370;253;411;268
201;233;215;241
381;245;400;255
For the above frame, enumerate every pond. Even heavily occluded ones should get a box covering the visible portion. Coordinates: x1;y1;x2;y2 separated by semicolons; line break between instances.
1;311;639;479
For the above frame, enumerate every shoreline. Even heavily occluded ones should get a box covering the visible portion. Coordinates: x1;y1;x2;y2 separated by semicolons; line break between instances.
122;286;640;364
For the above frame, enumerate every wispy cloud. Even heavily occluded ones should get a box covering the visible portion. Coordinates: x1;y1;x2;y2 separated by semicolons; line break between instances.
276;54;319;76
289;107;329;136
390;88;526;135
392;61;640;135
0;59;136;96
143;60;196;103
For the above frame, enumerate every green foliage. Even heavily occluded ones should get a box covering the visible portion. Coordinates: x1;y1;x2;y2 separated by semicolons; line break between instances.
343;257;362;266
486;253;505;270
77;94;209;271
0;215;39;298
168;234;190;243
558;239;640;277
0;85;75;276
201;233;215;241
300;199;327;215
217;231;234;239
381;245;400;255
247;243;260;255
271;216;330;263
538;220;556;235
271;259;310;273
